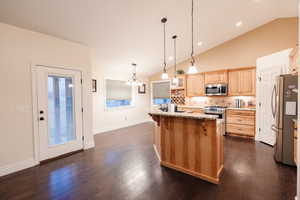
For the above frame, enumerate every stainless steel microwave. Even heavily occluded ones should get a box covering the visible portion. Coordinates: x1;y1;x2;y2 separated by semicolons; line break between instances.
205;84;227;96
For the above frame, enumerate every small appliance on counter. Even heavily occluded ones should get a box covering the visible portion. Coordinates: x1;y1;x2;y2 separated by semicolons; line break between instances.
234;99;244;108
159;104;169;112
272;74;298;166
159;103;178;112
169;103;178;112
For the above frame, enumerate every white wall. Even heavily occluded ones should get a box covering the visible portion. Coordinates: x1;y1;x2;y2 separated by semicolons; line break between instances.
0;22;94;176
92;59;151;134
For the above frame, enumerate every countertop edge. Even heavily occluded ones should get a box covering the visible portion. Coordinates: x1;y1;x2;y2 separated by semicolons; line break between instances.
149;112;218;120
177;105;256;111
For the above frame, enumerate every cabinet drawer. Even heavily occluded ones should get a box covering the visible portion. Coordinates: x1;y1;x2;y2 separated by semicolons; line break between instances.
226;124;255;136
227;116;255;126
227;110;255;117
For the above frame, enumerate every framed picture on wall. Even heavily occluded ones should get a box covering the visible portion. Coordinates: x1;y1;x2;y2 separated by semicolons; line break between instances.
138;83;146;94
92;79;97;92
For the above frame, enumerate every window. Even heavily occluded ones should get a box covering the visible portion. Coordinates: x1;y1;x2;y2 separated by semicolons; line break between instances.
152;81;171;105
105;79;133;108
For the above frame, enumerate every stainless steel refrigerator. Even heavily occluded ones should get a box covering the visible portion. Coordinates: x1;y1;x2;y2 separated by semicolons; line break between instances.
272;74;298;166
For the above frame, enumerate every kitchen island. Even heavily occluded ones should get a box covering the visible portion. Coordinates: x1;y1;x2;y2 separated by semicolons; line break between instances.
149;111;224;184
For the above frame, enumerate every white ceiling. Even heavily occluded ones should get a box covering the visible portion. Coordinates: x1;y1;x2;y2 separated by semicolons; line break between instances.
0;0;298;77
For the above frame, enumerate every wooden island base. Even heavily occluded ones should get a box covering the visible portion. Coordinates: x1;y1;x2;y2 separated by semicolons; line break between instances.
150;113;224;184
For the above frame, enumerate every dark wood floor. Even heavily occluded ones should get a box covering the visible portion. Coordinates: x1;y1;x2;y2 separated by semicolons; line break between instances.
0;122;297;200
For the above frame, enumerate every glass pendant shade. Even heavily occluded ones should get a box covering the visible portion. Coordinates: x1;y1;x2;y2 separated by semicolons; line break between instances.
172;77;179;84
127;63;143;86
161;72;169;80
187;65;198;74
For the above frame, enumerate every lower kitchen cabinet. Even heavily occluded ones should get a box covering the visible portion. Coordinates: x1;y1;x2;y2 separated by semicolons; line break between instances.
226;109;256;138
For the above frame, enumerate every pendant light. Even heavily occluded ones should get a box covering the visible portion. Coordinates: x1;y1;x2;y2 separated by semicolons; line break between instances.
187;0;198;74
172;35;179;84
161;17;169;80
126;63;143;86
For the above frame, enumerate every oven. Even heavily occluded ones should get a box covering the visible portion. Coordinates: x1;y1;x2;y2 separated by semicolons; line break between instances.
204;106;226;136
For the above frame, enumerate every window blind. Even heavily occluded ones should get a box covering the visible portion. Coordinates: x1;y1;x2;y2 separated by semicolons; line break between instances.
106;79;132;100
152;81;170;99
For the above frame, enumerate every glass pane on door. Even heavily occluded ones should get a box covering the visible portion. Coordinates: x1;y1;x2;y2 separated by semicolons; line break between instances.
48;75;76;146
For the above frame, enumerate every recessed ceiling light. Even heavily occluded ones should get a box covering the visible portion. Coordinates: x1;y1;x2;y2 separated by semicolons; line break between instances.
236;21;243;27
197;42;203;46
169;56;174;60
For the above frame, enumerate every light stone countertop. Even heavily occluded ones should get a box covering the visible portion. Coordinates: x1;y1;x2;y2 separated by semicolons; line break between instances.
226;107;256;111
149;110;218;120
177;105;204;109
177;105;256;111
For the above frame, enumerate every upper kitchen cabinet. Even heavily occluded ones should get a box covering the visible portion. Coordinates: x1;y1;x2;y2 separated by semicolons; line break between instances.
171;75;186;90
186;73;205;97
228;67;256;96
204;70;228;85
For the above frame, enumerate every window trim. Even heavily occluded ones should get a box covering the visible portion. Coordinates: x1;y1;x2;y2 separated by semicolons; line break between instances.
150;80;171;106
104;78;135;111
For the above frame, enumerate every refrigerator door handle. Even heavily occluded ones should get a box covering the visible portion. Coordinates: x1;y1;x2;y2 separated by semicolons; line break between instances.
274;84;278;118
271;85;276;118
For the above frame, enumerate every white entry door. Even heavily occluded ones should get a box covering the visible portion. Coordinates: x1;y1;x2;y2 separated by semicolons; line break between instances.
256;49;290;145
35;66;83;161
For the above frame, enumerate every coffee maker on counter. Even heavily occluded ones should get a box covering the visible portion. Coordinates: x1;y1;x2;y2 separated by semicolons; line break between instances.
159;103;178;112
234;99;244;108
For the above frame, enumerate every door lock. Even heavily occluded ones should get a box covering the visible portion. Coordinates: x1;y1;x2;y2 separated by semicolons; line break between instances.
39;117;44;121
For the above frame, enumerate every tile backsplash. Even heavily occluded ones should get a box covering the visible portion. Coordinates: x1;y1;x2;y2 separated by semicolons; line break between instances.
186;96;256;108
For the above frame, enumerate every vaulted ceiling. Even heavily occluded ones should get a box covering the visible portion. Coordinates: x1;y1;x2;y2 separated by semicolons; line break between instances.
0;0;298;76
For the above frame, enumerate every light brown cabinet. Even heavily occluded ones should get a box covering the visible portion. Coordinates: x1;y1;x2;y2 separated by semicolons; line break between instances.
186;73;204;97
226;109;256;138
204;70;228;85
228;67;256;96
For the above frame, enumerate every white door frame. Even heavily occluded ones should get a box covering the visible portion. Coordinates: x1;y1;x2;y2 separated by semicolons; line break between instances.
31;63;85;164
255;49;291;144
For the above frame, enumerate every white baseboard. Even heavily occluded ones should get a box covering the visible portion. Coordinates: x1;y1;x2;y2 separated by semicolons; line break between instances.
93;119;152;135
0;158;37;177
84;140;95;150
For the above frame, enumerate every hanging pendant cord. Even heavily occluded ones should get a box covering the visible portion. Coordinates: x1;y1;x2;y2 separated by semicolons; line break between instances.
173;35;177;77
132;63;137;81
163;21;167;73
191;0;195;66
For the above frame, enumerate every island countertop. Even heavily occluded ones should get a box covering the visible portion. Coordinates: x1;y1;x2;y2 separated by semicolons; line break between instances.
149;110;218;120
